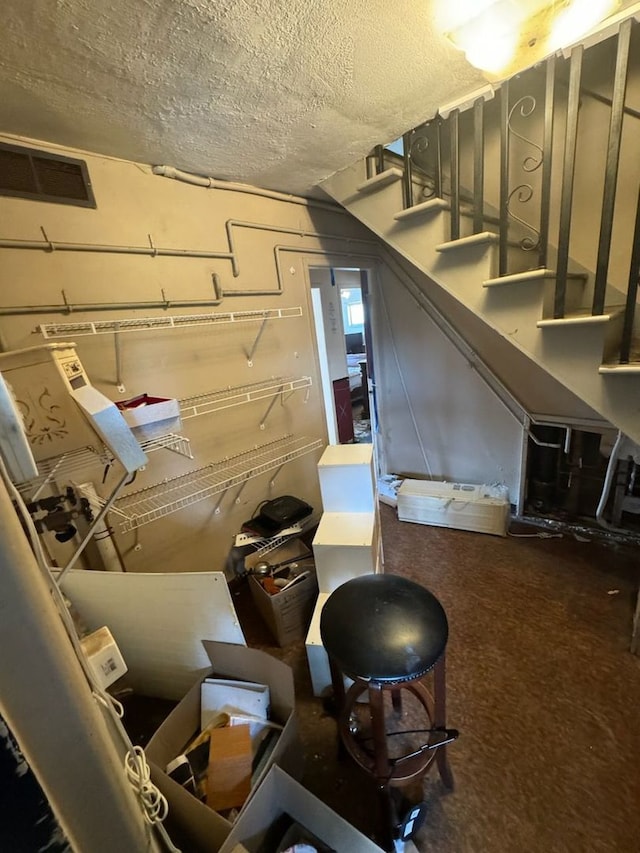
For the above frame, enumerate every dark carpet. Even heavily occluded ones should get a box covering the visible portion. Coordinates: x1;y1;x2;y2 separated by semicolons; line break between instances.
234;504;640;853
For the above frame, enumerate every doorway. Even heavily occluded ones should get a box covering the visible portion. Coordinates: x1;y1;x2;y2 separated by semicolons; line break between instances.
309;266;374;447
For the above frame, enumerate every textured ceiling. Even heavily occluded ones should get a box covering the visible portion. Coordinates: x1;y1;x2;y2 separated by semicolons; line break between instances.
0;0;487;195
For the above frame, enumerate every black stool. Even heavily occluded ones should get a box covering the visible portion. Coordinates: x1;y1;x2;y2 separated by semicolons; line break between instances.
320;574;458;849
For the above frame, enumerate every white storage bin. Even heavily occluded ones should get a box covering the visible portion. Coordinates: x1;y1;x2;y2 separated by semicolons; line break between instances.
397;480;510;537
317;444;376;513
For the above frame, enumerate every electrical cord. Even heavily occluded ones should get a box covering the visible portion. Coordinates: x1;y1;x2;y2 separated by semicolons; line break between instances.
0;457;180;853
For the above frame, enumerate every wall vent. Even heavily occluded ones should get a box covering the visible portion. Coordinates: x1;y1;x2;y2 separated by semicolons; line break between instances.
0;142;96;208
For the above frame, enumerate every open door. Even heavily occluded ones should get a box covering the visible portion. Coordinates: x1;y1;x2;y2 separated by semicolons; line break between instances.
309;266;375;448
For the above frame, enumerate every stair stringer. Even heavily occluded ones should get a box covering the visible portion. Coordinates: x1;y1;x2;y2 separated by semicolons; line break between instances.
320;160;640;447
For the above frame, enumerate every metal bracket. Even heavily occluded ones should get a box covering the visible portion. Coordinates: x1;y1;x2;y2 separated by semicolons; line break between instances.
246;317;268;367
269;463;285;489
234;480;249;504
259;389;284;430
114;325;126;393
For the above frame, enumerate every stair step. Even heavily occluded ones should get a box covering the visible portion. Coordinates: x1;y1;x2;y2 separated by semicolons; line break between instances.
483;268;556;287
482;269;589;288
537;307;625;329
599;362;640;374
394;198;449;221
435;232;499;253
356;168;403;194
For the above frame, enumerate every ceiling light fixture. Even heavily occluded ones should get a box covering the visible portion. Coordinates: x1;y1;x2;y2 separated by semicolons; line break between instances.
441;0;620;78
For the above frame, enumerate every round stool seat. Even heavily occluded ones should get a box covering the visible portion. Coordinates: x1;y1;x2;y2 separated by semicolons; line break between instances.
320;574;448;684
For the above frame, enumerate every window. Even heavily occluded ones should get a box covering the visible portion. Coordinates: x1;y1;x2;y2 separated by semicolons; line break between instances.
0;142;96;208
347;302;364;327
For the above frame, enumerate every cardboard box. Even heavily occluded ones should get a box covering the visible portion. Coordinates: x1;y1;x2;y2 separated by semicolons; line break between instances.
115;393;181;439
397;479;510;537
249;564;318;647
146;641;301;853
219;765;383;853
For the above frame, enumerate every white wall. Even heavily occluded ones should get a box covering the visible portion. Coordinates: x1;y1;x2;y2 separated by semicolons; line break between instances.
0;135;375;575
371;260;524;500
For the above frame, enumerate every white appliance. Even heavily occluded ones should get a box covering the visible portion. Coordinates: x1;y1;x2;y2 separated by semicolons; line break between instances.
0;343;146;481
397;479;510;537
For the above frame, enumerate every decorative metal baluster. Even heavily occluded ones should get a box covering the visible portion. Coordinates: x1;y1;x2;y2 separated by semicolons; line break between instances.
506;93;542;251
593;19;632;316
538;55;556;270
450;110;460;241
402;131;414;209
620;185;640;363
499;80;510;276
555;45;583;319
473;98;485;235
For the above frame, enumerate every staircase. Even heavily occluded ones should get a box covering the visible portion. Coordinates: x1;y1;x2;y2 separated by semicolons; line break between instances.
320;19;640;447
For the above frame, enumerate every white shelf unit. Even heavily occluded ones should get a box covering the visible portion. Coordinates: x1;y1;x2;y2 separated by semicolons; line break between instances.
109;434;323;533
19;433;192;499
37;307;303;338
307;445;382;696
180;376;312;421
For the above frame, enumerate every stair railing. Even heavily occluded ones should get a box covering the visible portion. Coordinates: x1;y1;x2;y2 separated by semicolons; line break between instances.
369;16;640;364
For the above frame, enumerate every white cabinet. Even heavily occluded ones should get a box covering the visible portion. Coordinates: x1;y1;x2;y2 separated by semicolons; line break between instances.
312;512;381;594
317;443;376;512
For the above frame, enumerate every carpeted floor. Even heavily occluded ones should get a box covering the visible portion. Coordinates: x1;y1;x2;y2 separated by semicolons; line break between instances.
234;504;640;853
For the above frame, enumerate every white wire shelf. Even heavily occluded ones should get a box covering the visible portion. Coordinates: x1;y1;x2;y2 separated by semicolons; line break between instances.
138;432;193;459
19;433;192;497
37;307;303;338
180;376;312;420
109;434;323;533
235;515;319;557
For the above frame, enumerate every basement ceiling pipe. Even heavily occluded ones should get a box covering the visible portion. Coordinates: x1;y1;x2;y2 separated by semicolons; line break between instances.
152;165;343;212
0;275;223;317
0;235;233;261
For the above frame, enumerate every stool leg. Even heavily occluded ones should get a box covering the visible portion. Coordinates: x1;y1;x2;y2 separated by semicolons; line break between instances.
369;684;396;851
433;653;454;790
328;654;346;712
391;687;402;715
327;655;348;760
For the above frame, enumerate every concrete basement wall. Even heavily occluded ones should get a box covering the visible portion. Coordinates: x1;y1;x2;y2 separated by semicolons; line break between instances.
0;135;380;575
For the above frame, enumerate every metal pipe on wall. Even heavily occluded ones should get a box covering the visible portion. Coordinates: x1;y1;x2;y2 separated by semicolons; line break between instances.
0;274;223;317
151;164;343;212
0;234;233;261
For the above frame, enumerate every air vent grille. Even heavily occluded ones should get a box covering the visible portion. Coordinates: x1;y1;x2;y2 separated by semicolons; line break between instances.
0;143;96;208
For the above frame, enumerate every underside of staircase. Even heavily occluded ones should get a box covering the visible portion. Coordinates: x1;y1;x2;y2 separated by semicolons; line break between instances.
319;21;640;449
322;160;640;446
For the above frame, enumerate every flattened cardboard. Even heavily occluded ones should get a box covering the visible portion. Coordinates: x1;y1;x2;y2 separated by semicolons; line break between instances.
60;571;245;700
